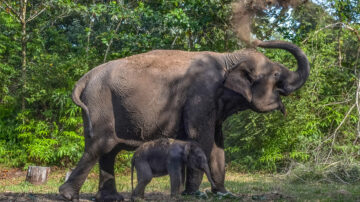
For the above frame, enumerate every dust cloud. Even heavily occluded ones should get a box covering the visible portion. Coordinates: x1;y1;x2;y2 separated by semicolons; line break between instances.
231;0;307;46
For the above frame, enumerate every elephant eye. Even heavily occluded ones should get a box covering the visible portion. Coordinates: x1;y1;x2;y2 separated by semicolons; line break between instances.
244;72;254;83
273;72;280;79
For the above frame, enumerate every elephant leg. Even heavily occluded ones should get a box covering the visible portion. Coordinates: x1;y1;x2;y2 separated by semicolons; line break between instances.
183;168;204;194
182;93;218;194
168;160;183;197
95;145;123;202
181;166;186;190
209;143;226;193
59;111;100;201
169;172;182;197
131;161;152;199
59;149;99;201
60;126;119;201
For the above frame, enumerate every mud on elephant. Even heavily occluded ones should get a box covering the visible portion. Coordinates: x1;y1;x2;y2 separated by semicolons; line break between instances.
59;40;310;201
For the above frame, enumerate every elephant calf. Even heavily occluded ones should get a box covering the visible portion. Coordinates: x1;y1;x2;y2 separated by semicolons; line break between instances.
131;138;215;199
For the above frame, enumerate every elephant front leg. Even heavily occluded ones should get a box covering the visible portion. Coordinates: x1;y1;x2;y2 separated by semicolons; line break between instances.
182;97;217;195
168;160;184;197
95;147;124;202
183;167;204;194
209;143;226;193
183;144;227;195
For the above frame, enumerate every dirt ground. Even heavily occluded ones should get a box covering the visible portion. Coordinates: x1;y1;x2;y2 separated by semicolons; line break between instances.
0;166;334;201
0;192;292;202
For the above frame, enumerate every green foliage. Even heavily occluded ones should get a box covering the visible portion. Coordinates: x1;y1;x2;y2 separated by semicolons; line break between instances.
286;162;360;184
0;0;238;167
0;0;359;174
224;0;359;172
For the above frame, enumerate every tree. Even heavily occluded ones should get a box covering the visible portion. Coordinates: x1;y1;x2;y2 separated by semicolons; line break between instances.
0;0;49;111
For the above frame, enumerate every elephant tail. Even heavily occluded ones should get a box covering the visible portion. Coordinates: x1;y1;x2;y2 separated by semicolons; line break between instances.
117;139;144;147
72;74;93;137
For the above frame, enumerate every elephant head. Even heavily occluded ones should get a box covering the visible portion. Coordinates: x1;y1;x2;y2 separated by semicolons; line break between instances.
183;143;216;189
223;40;310;114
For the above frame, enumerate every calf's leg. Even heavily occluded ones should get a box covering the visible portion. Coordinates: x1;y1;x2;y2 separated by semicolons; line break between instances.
131;161;152;199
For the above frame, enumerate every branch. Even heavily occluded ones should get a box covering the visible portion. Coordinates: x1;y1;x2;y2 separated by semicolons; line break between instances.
26;7;46;23
338;29;342;68
344;24;360;42
103;19;123;63
325;104;356;162
322;99;352;106
302;22;360;44
353;40;360;145
0;0;21;22
171;35;178;48
38;11;71;33
1;0;19;15
331;171;350;184
354;75;360;145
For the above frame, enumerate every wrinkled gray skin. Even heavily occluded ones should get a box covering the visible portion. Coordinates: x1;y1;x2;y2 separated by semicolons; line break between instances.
130;138;216;200
59;40;310;202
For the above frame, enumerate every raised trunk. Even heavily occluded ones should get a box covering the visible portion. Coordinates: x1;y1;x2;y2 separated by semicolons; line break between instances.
257;40;310;95
203;165;216;189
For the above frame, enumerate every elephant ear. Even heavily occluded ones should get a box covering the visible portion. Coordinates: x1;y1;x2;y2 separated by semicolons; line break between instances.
223;62;253;103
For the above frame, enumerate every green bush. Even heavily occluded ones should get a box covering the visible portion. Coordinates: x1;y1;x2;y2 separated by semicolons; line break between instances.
0;0;359;174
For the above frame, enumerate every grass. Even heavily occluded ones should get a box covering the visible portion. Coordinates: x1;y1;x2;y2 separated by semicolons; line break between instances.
1;165;360;201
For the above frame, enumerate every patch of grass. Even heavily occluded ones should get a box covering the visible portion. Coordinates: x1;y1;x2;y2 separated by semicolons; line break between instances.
0;165;360;201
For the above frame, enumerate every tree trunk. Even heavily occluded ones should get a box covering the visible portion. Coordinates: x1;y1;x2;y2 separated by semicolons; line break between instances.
20;0;27;112
64;168;74;182
103;19;122;63
1;0;48;113
86;0;95;64
26;166;51;185
21;20;27;112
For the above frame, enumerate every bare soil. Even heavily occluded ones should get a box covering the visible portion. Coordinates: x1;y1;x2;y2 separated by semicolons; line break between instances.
0;192;293;202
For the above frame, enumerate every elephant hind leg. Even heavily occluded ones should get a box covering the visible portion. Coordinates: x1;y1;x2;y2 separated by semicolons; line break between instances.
59;151;99;201
59;133;119;201
95;144;124;202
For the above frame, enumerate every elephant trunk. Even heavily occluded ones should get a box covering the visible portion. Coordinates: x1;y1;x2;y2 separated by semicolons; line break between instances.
256;40;310;95
203;164;216;190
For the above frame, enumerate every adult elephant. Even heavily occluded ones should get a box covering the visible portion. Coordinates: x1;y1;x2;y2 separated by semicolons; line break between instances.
59;40;310;201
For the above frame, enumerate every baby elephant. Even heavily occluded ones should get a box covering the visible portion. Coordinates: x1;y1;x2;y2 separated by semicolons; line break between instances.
131;138;215;199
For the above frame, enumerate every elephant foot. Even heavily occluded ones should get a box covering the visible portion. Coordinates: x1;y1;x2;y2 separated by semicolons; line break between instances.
130;195;144;202
95;190;124;202
181;190;208;199
181;189;198;196
211;186;227;194
59;182;79;202
205;190;238;199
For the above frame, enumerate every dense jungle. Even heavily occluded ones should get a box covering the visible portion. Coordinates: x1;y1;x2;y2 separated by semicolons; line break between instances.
0;0;359;201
